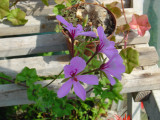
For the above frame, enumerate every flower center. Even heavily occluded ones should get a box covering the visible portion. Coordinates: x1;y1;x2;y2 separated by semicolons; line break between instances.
71;29;76;39
70;69;78;82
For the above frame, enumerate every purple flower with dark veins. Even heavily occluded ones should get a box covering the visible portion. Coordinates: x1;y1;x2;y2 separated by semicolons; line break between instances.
56;15;97;39
96;26;118;59
57;56;99;101
100;54;125;85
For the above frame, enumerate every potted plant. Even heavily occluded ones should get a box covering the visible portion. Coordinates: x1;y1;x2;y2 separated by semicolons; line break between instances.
56;2;117;57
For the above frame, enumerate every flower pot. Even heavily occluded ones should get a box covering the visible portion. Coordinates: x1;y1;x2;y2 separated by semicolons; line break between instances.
59;2;117;56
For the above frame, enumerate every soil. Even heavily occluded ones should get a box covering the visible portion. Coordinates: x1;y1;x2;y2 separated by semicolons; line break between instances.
62;3;116;37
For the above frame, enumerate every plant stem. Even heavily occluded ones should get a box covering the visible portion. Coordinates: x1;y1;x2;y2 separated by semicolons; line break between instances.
121;0;128;24
82;68;99;75
10;0;21;8
86;52;97;65
43;69;64;88
0;77;28;88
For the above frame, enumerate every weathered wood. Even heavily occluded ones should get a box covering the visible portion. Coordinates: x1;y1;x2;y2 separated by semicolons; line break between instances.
0;47;158;77
0;55;70;78
0;8;134;36
132;91;151;102
0;31;150;57
127;93;141;120
143;90;160;120
121;68;160;93
0;33;67;57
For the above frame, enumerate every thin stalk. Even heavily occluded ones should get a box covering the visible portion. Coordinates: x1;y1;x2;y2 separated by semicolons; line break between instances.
121;0;128;24
86;52;97;65
0;77;28;88
10;0;21;8
43;69;64;88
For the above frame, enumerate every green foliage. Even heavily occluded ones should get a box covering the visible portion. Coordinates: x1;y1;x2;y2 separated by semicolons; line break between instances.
7;8;28;25
55;24;63;32
120;47;139;74
41;0;49;6
0;72;11;84
0;0;9;19
15;67;39;85
53;4;66;15
116;24;130;34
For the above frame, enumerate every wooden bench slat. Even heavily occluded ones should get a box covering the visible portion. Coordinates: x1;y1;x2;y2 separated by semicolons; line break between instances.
143;90;160;120
0;46;158;77
0;55;70;78
1;67;160;107
121;69;160;93
0;8;134;36
0;31;150;57
0;33;67;57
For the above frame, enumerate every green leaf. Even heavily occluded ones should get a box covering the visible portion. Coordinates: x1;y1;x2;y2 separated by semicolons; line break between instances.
120;47;139;74
0;72;12;84
110;7;122;18
0;0;9;19
55;24;63;33
54;0;64;4
41;0;49;6
7;8;28;25
116;24;130;34
15;67;39;85
106;1;119;9
53;4;66;15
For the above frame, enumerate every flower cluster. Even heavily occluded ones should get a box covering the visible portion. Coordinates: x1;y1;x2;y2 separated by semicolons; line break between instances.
57;15;125;100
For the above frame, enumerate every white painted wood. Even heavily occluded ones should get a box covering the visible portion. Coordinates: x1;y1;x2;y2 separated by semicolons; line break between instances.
127;93;141;120
131;0;144;15
143;90;160;120
0;30;150;57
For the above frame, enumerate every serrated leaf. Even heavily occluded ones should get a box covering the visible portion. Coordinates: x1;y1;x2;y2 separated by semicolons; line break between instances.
110;7;122;18
110;35;116;42
53;4;66;15
116;24;130;34
106;1;119;9
0;0;9;19
7;8;28;25
54;0;64;4
41;0;49;6
120;47;139;74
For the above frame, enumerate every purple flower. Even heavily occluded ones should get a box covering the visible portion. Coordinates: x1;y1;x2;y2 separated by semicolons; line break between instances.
96;26;118;59
100;54;125;85
56;15;97;39
57;56;99;100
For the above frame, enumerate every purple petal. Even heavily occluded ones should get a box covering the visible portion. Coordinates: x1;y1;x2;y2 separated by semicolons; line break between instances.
77;31;97;38
101;54;125;80
73;81;86;101
76;24;83;32
64;65;73;78
56;15;72;27
57;79;73;98
77;75;99;85
105;73;116;85
101;41;118;59
97;26;105;41
70;57;86;74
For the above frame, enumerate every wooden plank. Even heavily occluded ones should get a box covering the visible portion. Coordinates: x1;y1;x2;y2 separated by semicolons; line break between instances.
0;33;67;57
0;55;70;78
0;30;150;57
0;79;92;107
0;8;134;36
0;46;158;77
143;90;160;120
121;68;160;93
0;67;160;107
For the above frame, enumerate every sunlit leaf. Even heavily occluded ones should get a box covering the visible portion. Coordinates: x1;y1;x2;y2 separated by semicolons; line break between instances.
0;0;9;19
110;7;122;18
53;4;66;15
106;1;119;9
116;24;130;34
54;0;64;4
7;8;28;25
41;0;49;6
120;47;139;74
